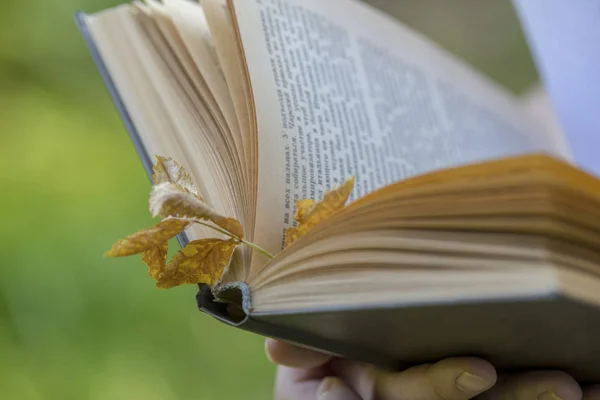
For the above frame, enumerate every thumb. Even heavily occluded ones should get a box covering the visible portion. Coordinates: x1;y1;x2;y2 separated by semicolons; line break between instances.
318;377;361;400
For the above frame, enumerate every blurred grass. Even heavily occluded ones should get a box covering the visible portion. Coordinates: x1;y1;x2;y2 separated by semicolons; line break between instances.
0;0;536;399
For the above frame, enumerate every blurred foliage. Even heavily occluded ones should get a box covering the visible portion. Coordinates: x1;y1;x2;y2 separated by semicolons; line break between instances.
0;0;536;398
370;0;539;94
0;0;273;399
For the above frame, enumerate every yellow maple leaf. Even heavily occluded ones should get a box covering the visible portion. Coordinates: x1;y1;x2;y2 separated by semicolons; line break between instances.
284;177;355;248
141;241;168;279
105;218;189;257
149;182;244;239
156;238;238;288
153;155;203;200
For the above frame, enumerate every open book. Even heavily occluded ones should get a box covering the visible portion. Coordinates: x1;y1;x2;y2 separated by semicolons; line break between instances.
76;0;600;380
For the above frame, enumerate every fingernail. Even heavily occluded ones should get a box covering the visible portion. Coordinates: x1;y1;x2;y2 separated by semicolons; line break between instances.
264;339;275;364
318;377;338;396
538;391;563;400
456;372;494;393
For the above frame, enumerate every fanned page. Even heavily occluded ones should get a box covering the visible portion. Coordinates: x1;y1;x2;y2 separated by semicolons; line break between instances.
82;2;253;281
227;0;571;276
247;153;600;312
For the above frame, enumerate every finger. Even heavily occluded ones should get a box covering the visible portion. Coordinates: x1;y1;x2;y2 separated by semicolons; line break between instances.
583;385;600;399
274;366;321;400
332;357;497;400
317;377;361;400
266;339;332;369
477;370;582;400
274;363;335;400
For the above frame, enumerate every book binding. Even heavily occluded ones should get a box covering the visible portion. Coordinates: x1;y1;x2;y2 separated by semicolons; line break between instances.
195;283;403;370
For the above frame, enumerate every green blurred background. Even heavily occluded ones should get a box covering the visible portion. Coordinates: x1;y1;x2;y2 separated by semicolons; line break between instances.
0;0;539;398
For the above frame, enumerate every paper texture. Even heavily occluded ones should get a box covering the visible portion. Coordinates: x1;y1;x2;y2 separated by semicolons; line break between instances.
231;0;564;265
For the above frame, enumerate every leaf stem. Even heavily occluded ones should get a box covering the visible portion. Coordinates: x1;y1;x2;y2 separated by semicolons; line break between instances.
239;239;274;259
190;219;274;259
192;219;233;238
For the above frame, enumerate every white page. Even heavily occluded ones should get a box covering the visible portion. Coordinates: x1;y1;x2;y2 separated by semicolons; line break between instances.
230;0;568;271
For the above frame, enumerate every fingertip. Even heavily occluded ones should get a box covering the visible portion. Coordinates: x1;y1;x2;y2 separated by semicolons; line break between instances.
429;357;497;396
455;371;496;394
485;370;582;400
435;356;498;390
531;371;582;400
265;338;332;369
369;357;497;400
264;338;277;363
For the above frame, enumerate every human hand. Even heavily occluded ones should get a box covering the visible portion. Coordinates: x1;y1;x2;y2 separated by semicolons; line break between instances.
266;338;598;399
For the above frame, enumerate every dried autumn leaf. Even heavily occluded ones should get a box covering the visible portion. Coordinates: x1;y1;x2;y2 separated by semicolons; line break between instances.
285;177;355;248
153;155;202;200
150;182;216;219
142;241;168;279
295;199;315;223
105;218;189;257
211;216;244;239
156;238;238;288
150;182;244;238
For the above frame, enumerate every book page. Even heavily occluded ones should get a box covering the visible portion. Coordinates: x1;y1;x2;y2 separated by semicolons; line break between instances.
161;0;241;144
521;84;572;162
228;0;569;272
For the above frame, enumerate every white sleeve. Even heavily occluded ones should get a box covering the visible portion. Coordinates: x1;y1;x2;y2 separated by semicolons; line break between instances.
512;0;600;174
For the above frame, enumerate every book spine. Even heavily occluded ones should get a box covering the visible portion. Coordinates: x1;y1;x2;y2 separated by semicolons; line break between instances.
195;283;401;371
